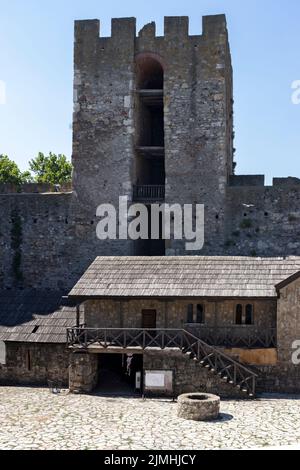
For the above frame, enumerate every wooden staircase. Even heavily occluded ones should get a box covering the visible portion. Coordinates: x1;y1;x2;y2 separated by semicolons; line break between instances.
67;327;258;397
180;330;258;397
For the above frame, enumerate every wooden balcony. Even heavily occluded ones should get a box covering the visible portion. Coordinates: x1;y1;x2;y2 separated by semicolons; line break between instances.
133;184;165;202
186;326;277;349
136;146;165;158
137;89;163;106
66;327;258;396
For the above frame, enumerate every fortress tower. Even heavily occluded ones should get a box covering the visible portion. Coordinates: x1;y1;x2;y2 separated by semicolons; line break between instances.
72;15;234;255
1;15;300;291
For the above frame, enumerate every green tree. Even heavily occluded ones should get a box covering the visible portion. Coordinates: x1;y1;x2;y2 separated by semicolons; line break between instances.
0;155;32;185
29;152;72;184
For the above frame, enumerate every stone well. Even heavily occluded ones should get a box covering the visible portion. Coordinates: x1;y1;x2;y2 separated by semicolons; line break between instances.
177;393;220;421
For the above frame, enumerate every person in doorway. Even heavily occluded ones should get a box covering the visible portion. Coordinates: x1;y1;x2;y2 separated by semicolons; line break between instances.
126;354;133;376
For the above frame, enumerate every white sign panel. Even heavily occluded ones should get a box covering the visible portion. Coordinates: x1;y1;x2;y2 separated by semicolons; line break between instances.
144;370;173;392
145;373;165;388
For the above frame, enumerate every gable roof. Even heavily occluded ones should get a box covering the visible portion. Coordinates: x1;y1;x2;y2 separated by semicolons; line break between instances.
0;289;79;343
275;271;300;292
68;256;300;299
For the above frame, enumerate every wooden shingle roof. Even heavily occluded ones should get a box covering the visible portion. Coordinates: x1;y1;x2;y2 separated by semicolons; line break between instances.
0;290;79;343
68;256;300;299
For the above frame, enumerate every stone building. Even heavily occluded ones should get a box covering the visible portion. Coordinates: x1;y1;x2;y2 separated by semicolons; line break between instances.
0;14;300;396
1;256;300;396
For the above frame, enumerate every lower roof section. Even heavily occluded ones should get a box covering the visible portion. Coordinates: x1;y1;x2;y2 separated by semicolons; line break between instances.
0;289;78;343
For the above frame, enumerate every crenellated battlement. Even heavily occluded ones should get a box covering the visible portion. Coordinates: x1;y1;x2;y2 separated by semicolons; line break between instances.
74;14;227;42
73;15;229;77
74;19;100;42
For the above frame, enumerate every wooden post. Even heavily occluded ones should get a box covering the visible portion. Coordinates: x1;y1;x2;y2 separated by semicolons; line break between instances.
214;301;218;345
164;301;169;328
119;301;124;328
76;304;80;328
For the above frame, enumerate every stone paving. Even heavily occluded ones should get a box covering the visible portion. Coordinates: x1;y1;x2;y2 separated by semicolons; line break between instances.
1;387;300;450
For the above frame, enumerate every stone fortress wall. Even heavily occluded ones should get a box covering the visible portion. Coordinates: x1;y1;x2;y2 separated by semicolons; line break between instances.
0;15;300;291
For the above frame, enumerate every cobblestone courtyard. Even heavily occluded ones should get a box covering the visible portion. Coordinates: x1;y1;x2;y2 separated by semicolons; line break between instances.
1;387;300;450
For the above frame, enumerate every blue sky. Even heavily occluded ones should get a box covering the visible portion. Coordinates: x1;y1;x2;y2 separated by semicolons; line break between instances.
0;0;299;184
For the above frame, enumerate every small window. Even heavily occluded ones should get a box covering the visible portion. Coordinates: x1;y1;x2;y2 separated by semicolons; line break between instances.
236;304;243;325
26;350;32;371
245;305;253;325
196;304;205;324
187;304;194;323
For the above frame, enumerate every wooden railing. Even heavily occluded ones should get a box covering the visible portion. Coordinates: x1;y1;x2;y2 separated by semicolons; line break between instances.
133;185;165;201
67;327;258;396
186;326;277;349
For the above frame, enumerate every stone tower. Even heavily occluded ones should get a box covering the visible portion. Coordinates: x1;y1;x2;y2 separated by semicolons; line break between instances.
2;14;300;291
72;15;234;255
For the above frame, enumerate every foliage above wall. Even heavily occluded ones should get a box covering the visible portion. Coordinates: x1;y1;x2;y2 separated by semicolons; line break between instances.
0;153;72;185
0;155;32;185
29;152;72;184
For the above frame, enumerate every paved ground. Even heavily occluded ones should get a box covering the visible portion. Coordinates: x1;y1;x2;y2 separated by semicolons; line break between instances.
0;387;300;450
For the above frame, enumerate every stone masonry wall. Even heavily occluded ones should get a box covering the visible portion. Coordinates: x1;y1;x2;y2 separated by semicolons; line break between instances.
277;276;300;364
0;343;69;386
224;183;300;257
72;16;234;256
256;364;300;394
144;349;244;398
84;298;276;330
0;191;140;290
69;352;98;393
0;192;108;290
0;183;72;194
137;16;233;255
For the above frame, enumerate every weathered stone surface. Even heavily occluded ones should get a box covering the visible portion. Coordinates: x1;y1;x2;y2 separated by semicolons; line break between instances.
256;365;300;394
69;352;98;393
0;343;68;386
224;185;300;257
277;276;300;364
1;387;300;450
84;298;276;331
177;393;220;421
144;349;245;398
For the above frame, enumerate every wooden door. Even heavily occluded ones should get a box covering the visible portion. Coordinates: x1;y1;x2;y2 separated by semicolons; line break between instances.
142;310;157;329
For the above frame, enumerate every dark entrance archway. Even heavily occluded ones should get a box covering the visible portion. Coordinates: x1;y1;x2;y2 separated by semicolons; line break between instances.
96;353;143;396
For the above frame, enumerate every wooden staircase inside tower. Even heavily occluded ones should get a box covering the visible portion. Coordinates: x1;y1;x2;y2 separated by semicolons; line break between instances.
67;327;258;397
